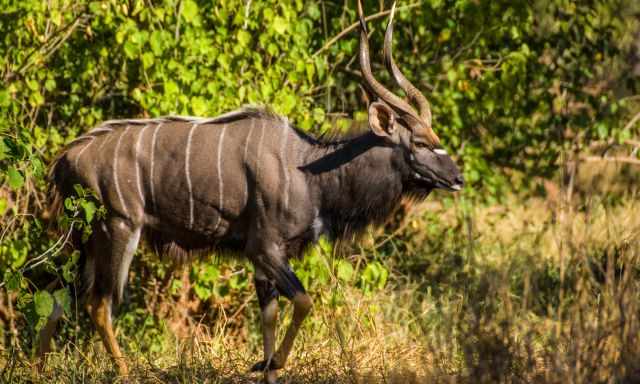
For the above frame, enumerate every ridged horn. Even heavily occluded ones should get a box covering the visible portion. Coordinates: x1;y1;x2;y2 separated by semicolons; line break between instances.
383;2;432;126
357;0;418;119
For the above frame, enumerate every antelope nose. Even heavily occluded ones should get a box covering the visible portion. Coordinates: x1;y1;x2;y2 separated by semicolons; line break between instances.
450;174;464;191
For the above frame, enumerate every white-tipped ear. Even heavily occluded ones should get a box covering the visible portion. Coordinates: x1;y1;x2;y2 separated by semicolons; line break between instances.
368;101;398;142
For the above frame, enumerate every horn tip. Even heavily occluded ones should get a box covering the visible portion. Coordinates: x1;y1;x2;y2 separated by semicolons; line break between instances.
387;3;397;31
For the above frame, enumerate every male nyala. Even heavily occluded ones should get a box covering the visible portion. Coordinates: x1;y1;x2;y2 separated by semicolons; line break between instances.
41;1;463;382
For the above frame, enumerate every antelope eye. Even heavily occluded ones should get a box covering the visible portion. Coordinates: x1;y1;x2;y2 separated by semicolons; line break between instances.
413;141;429;149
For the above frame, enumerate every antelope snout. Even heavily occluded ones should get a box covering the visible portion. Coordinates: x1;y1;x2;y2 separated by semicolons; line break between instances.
450;174;464;191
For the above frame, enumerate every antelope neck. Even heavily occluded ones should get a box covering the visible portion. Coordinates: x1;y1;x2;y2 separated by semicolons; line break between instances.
301;132;405;238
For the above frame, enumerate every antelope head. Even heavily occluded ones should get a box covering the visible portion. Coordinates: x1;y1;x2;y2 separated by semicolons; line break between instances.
358;1;464;192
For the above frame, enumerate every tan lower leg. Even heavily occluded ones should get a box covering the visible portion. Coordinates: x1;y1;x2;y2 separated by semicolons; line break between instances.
87;296;128;376
262;299;278;359
273;293;312;366
261;299;279;383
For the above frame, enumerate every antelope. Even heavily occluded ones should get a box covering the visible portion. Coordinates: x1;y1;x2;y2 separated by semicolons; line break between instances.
39;1;463;382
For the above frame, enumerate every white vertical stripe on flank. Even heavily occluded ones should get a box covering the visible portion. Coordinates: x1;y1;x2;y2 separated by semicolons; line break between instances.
113;126;130;216
97;132;113;152
134;124;149;206
74;137;95;169
241;119;256;206
255;119;266;180
216;124;228;222
280;122;290;210
185;123;199;229
149;123;163;211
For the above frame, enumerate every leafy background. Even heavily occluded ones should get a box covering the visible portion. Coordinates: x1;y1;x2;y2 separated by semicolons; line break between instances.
1;0;640;382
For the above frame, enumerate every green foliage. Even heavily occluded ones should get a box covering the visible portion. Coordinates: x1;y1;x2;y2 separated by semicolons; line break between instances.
0;0;639;364
319;0;640;195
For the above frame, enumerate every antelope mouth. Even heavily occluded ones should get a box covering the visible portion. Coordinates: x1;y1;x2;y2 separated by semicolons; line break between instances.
412;171;462;192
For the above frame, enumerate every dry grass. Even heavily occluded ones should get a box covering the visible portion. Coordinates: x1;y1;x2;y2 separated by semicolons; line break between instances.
2;161;640;384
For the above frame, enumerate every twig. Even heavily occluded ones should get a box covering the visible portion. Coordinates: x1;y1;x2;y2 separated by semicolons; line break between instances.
312;2;421;57
0;223;75;289
451;28;483;63
580;155;640;166
623;111;640;133
4;10;86;82
242;0;252;29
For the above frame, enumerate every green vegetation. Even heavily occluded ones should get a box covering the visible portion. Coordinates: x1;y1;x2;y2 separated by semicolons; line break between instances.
1;0;639;383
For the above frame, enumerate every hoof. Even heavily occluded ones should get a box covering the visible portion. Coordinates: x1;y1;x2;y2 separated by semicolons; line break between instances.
250;358;281;372
263;369;279;384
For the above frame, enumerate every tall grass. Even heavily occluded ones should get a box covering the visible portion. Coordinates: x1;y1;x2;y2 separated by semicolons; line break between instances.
2;163;639;383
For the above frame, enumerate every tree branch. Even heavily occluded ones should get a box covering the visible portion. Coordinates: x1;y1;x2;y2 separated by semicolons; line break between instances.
312;2;421;58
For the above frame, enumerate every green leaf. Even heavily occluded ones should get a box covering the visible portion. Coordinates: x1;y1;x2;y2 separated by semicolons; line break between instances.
307;3;321;20
3;271;21;291
62;250;80;283
336;260;354;282
0;198;7;216
0;89;10;107
0;138;8;160
34;291;54;318
193;283;212;301
81;200;96;223
272;16;288;35
149;30;164;55
142;51;154;69
123;41;138;59
7;166;24;190
312;107;325;123
182;0;198;23
54;288;72;316
237;30;251;46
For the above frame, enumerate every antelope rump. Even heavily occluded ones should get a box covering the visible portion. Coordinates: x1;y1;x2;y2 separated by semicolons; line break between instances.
40;1;463;382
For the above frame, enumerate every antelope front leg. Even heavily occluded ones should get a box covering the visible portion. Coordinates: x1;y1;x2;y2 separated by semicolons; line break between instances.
272;291;312;366
250;264;312;379
252;269;280;384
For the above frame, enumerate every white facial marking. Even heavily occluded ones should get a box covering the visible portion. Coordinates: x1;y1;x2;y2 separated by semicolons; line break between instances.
134;124;150;206
185;123;199;229
451;184;463;191
113;126;130;216
149;123;163;211
434;148;448;155
280;122;290;211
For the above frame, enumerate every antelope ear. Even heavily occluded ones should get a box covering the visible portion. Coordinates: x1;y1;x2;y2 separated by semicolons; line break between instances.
368;101;398;143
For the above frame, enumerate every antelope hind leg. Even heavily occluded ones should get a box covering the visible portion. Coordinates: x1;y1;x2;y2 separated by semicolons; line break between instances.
251;268;280;384
84;217;141;377
86;295;128;376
